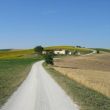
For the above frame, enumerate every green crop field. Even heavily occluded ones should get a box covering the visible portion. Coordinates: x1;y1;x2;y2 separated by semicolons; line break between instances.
0;49;35;59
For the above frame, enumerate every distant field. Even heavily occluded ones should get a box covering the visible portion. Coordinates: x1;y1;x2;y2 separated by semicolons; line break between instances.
0;49;35;59
54;53;110;97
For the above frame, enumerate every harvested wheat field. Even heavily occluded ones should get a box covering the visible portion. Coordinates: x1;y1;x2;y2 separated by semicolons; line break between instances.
54;53;110;97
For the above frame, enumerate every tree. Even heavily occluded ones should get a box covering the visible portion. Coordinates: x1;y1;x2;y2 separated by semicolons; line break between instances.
76;46;81;48
45;53;54;65
65;50;69;55
34;46;44;55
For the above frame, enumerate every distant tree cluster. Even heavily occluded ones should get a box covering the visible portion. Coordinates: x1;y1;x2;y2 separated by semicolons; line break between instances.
75;45;86;48
76;46;82;48
34;46;44;55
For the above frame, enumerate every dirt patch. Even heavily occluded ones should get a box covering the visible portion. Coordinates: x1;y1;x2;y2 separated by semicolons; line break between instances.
54;53;110;72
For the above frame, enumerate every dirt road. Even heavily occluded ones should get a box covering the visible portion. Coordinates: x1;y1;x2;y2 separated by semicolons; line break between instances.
1;61;78;110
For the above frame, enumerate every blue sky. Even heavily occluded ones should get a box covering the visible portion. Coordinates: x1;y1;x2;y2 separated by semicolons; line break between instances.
0;0;110;49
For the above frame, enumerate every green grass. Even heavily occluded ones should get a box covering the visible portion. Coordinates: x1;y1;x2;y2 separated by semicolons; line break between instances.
0;57;43;107
43;63;110;110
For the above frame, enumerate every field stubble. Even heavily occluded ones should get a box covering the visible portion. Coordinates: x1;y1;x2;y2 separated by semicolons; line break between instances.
54;53;110;97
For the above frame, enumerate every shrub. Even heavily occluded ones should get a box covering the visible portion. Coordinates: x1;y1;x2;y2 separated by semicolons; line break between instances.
97;50;100;54
45;54;54;65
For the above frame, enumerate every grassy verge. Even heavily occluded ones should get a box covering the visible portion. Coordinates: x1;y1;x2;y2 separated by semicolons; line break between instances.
0;57;42;107
43;63;110;110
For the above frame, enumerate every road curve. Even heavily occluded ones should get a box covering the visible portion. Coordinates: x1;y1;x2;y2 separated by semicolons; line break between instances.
1;61;79;110
81;50;96;56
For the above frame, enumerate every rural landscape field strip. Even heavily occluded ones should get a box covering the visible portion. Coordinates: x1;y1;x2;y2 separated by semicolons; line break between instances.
0;61;78;110
44;64;110;110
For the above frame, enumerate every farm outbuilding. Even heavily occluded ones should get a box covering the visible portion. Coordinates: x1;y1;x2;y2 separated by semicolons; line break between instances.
42;49;73;55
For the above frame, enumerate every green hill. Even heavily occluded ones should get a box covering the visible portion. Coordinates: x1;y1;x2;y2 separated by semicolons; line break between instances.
0;45;94;59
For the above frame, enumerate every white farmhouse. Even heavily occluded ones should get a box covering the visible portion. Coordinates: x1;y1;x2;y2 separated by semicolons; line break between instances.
54;50;66;55
42;49;73;55
42;51;47;54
